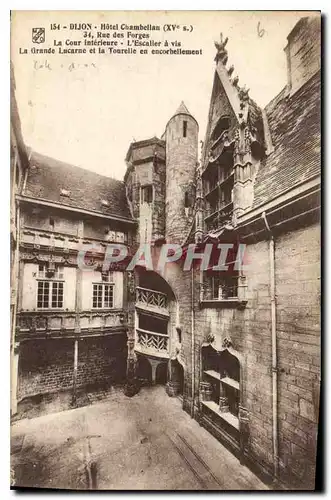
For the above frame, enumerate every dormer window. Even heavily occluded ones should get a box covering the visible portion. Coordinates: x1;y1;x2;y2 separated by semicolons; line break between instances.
60;188;71;198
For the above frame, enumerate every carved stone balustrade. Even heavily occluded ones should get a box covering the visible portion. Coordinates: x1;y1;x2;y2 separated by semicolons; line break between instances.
16;309;126;340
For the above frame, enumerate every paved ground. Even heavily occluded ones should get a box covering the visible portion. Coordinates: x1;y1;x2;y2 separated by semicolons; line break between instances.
11;386;269;491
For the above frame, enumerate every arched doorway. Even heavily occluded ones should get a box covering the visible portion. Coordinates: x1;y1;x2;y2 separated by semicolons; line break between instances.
136;354;152;385
155;362;167;385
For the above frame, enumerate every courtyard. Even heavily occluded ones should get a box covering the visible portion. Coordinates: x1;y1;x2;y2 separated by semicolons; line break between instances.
11;385;268;491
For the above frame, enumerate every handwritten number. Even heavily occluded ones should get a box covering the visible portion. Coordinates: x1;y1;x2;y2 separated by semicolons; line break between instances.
257;22;265;38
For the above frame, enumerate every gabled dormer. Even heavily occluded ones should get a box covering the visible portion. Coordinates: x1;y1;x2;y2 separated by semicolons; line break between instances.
202;34;266;233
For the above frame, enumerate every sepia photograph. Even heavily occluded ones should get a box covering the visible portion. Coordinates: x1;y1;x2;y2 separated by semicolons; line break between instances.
10;10;321;491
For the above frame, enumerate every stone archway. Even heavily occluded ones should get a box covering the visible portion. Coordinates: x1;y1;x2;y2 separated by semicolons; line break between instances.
155;362;168;385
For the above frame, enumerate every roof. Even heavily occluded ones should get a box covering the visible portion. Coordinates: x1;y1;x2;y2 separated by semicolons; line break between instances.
174;101;191;116
251;70;321;209
125;136;165;162
24;151;133;220
167;101;198;128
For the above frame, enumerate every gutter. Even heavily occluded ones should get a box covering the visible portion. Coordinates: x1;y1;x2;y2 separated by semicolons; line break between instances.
261;211;279;481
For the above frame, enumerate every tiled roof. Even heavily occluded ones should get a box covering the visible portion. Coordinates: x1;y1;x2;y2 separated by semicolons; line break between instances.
24;152;133;220
252;71;320;209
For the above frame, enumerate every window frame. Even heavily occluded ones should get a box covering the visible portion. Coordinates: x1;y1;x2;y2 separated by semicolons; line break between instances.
92;282;115;309
37;279;64;310
92;271;115;309
183;120;188;138
36;265;65;310
140;184;153;205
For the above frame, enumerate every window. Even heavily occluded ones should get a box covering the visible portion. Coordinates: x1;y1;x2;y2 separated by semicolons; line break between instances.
49;217;55;230
37;280;63;309
212;273;238;299
37;265;64;309
141;185;153;205
92;283;114;308
203;271;239;300
183;120;187;138
92;271;114;308
38;264;63;279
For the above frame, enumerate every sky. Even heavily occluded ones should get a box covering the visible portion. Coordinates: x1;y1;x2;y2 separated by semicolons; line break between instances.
11;11;308;180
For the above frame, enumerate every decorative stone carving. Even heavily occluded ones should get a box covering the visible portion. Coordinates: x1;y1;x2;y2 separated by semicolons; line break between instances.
233;129;240;158
238;86;250;102
127;271;135;297
238;404;250;425
244;127;252;154
219;396;229;413
214;33;228;64
205;332;215;344
227;64;234;77
222;336;233;348
232;75;239;88
199;381;212;401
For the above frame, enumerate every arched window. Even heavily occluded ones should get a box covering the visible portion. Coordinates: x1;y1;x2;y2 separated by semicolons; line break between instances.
211;116;230;142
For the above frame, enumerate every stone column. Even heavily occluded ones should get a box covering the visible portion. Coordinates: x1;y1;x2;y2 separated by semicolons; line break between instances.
166;360;181;397
71;339;79;407
124;271;139;397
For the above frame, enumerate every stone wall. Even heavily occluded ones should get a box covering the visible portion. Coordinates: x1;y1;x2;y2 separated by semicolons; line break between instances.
275;222;320;488
17;335;127;400
187;221;320;488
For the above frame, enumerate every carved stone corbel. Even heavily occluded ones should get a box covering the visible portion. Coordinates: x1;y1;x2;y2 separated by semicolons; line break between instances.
219;396;229;413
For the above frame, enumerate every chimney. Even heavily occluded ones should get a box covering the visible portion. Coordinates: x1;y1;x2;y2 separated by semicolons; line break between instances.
284;15;321;95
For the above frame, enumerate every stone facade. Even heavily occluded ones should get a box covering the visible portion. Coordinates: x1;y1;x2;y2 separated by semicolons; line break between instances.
11;14;320;491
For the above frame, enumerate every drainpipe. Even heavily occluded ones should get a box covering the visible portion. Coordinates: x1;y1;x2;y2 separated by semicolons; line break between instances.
191;267;195;417
261;212;279;480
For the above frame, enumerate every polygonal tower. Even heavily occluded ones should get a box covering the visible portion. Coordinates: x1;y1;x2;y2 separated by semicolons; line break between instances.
165;102;199;245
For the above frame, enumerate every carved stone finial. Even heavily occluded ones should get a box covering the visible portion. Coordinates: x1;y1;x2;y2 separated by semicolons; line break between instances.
222;336;233;348
227;64;234;77
205;333;215;344
238;85;250;102
214;33;229;64
232;75;239;87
